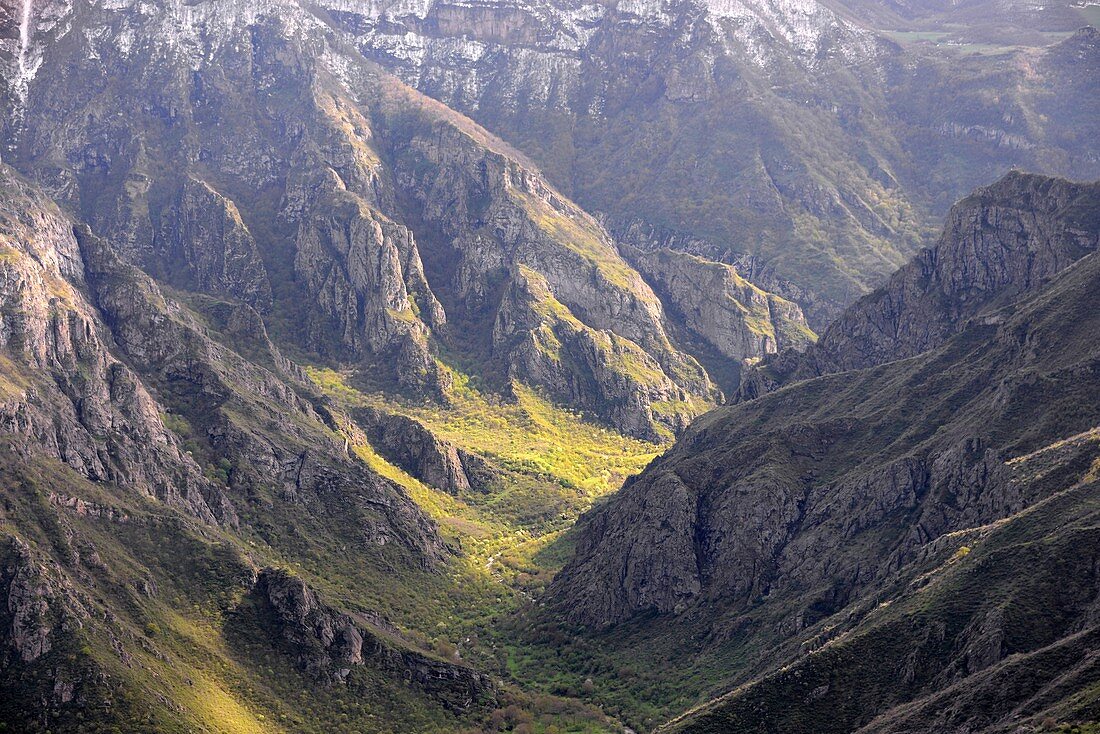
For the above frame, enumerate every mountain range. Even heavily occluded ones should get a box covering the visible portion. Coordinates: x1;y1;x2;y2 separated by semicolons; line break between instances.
0;0;1098;731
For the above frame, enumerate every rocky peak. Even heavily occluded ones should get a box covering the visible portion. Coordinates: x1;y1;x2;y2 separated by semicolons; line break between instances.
739;171;1100;399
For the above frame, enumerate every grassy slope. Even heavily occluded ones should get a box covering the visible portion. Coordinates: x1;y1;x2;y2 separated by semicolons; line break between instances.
305;362;660;617
0;434;623;734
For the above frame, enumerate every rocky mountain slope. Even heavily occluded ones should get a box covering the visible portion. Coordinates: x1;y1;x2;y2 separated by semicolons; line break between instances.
0;162;506;732
662;443;1100;732
318;0;1100;322
739;170;1100;398
0;0;1097;731
0;2;809;730
548;172;1100;728
0;0;817;440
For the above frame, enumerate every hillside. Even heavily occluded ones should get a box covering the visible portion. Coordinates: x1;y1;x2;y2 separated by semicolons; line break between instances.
548;172;1100;729
321;0;1100;322
0;0;1097;731
739;170;1100;399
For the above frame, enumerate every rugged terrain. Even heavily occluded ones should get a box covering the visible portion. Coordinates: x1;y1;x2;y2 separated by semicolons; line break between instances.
0;0;1097;731
320;0;1100;322
0;0;831;442
739;170;1100;399
549;171;1100;730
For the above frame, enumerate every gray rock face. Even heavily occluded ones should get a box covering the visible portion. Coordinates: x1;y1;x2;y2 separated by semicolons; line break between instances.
739;172;1100;400
355;407;496;495
75;224;447;565
1;539;57;665
550;174;1100;629
256;568;494;711
0;534;98;719
0;165;232;524
661;463;1100;734
156;177;273;309
292;184;450;396
492;265;701;440
382;119;721;436
627;247;816;391
0;163;446;568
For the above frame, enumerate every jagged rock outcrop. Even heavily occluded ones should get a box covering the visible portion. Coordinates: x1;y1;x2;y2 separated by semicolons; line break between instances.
255;568;494;711
290;175;450;396
551;178;1100;629
739;172;1100;399
0;538;61;666
658;464;1100;733
628;247;815;390
379;114;722;436
76;224;447;565
0;165;234;524
492;266;701;440
155;177;273;309
355;406;497;495
0;160;445;562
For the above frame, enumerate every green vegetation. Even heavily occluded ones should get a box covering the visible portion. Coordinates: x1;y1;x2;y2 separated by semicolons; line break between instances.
293;363;669;726
0;439;623;734
308;365;660;507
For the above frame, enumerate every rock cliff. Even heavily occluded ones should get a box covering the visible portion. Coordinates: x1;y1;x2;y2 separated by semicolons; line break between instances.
255;568;494;711
740;171;1100;399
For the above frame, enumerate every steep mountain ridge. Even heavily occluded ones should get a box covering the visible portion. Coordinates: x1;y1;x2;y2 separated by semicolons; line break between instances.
318;0;1100;322
552;172;1100;627
662;446;1100;732
0;0;1097;731
0;0;816;439
739;170;1100;399
0;165;235;526
545;174;1100;729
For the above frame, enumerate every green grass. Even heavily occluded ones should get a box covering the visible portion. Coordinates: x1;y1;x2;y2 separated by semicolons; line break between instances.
305;358;661;615
308;364;661;506
299;361;673;727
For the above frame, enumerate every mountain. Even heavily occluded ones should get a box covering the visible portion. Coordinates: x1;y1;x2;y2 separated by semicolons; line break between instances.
0;162;492;732
547;172;1100;729
0;1;814;730
0;0;823;441
0;0;1097;731
739;170;1100;399
662;450;1100;732
317;0;1100;323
